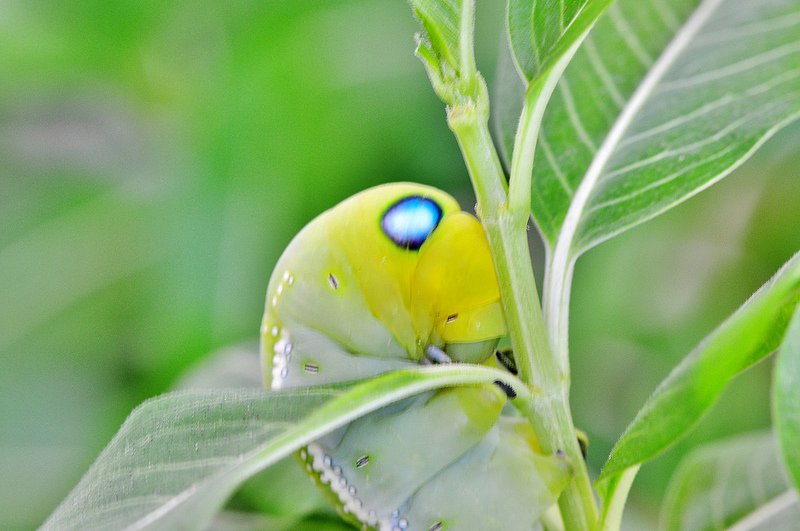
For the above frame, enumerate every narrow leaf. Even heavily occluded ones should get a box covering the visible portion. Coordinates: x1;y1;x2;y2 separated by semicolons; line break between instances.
774;305;800;490
173;343;333;520
598;251;800;485
409;0;480;105
598;465;639;531
508;0;588;82
412;0;465;70
518;0;800;262
42;365;520;530
507;0;615;84
660;432;800;531
503;0;614;224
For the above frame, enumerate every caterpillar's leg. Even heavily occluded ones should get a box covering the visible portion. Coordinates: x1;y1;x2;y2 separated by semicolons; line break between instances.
425;345;452;364
495;348;518;375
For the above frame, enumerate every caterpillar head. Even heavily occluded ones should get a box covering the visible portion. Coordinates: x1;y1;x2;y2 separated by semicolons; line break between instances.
261;183;506;388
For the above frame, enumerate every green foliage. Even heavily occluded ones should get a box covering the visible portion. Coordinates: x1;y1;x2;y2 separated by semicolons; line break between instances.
508;0;588;82
598;251;800;485
8;0;800;529
42;365;524;530
499;0;800;258
41;389;339;530
774;306;800;491
175;345;334;520
0;2;471;526
411;0;482;105
507;0;613;85
661;433;800;530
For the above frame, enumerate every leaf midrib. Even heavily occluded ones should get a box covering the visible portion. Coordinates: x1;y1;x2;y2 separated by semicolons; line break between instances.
549;0;725;269
543;0;726;351
726;489;800;531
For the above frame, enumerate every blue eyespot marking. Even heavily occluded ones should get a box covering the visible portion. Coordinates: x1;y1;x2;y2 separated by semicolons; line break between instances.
381;196;443;250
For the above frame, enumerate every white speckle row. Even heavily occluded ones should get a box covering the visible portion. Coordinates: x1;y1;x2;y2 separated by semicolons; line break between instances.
268;270;295;390
305;443;409;531
270;328;292;389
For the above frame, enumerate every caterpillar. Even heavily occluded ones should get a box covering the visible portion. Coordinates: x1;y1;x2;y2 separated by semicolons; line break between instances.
261;183;570;530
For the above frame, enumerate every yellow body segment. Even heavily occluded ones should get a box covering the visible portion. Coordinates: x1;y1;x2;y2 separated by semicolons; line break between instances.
412;211;506;345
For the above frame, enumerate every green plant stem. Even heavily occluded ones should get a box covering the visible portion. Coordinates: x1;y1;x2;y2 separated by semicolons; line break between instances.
447;92;599;531
511;76;575;378
508;54;577;223
511;37;598;376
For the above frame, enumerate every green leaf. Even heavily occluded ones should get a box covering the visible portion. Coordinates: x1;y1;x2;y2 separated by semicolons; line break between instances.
503;0;614;224
507;0;614;84
508;0;587;82
42;365;520;530
41;389;336;531
495;0;613;165
173;343;334;520
409;0;481;105
774;305;800;491
597;251;800;485
660;432;800;531
412;0;466;72
521;0;800;263
597;465;639;531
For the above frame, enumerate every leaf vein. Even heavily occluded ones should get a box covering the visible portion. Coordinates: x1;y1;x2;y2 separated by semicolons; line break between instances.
710;456;733;529
547;0;725;322
659;39;800;92
584;36;626;108
587;143;737;215
605;103;774;181
540;131;574;196
728;490;800;531
651;0;681;31
695;10;800;47
558;78;598;153
621;66;800;147
608;3;655;67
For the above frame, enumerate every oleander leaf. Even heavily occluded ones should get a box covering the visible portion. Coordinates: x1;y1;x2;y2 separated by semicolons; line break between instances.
774;305;800;491
660;433;800;531
42;365;514;530
497;0;613;178
505;0;800;263
507;0;614;84
409;0;480;105
173;343;333;520
508;0;586;82
597;251;800;490
410;0;467;71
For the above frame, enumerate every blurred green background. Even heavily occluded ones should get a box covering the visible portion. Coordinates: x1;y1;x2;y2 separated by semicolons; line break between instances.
1;1;797;529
